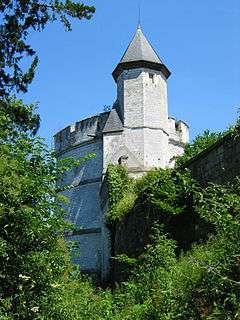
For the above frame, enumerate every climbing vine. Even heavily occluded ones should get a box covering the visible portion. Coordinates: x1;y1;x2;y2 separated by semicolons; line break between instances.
107;164;130;207
106;164;136;222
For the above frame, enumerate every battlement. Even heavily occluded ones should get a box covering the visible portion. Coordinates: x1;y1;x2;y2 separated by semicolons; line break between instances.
54;112;109;154
168;117;189;144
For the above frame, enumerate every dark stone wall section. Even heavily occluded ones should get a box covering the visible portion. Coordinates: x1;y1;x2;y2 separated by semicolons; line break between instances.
187;133;240;185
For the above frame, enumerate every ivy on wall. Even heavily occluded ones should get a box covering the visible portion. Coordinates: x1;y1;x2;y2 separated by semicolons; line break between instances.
106;164;136;223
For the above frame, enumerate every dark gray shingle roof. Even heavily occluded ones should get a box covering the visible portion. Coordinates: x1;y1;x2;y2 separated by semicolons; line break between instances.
102;109;123;133
120;25;162;64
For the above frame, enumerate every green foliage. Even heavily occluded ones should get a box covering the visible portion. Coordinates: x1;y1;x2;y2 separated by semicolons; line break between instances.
176;113;240;167
2;105;239;319
107;164;130;207
0;99;84;318
1;2;239;314
107;167;194;222
39;275;114;320
135;169;197;215
107;166;202;251
113;254;138;266
1;103;239;319
104;179;240;320
0;0;95;97
86;164;240;320
106;164;135;222
0;1;97;317
107;192;137;223
176;130;224;167
0;97;40;137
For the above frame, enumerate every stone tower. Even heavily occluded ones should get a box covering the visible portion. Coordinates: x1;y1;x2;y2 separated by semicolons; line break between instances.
54;26;189;281
109;25;171;171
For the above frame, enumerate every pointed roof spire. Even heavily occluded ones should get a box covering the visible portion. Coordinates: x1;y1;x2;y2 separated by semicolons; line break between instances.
112;26;170;82
120;25;162;65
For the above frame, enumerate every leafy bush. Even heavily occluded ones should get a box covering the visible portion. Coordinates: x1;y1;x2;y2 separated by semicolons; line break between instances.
107;167;208;255
176;113;240;168
106;164;135;222
175;130;224;167
40;275;114;320
0;99;88;318
100;177;240;320
100;163;240;320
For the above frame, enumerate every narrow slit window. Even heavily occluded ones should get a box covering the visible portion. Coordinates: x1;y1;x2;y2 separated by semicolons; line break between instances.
149;73;154;83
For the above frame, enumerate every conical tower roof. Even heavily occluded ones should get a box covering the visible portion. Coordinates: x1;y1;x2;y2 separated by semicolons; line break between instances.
120;25;162;64
113;26;170;81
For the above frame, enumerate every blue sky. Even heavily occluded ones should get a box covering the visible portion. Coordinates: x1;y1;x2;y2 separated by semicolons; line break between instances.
23;0;240;146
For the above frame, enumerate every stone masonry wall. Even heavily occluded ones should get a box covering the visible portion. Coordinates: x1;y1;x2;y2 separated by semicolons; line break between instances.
187;132;240;185
117;67;168;130
58;139;104;277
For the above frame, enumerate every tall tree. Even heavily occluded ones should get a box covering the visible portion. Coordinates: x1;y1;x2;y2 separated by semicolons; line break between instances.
0;2;95;318
0;0;95;132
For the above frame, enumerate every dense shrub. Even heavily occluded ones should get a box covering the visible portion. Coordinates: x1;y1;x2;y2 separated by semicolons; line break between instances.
175;130;224;166
103;163;240;319
0;100;90;319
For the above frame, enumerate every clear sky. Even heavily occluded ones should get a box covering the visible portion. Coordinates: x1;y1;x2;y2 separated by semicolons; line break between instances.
23;0;240;146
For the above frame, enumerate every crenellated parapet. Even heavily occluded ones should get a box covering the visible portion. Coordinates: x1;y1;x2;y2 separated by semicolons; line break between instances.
54;112;109;154
168;117;189;145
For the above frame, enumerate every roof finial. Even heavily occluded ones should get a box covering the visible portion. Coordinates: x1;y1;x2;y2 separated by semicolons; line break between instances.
138;0;142;29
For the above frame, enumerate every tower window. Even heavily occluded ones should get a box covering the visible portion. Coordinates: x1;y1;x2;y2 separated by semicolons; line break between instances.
149;73;155;83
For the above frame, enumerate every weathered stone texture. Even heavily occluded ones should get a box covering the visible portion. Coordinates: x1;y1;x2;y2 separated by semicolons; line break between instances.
68;233;102;274
58;139;103;186
103;129;145;172
117;68;168;130
56;139;104;277
143;128;169;168
187;133;240;185
54;113;109;154
62;182;101;228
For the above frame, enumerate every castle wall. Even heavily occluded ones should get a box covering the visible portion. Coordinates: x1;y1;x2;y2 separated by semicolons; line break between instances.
168;140;185;168
187;131;240;185
143;69;168;131
168;118;189;167
67;232;102;275
54;117;108;277
103;129;145;172
54;112;109;154
58;139;103;188
62;182;102;228
143;128;169;168
103;128;172;173
168;118;189;144
58;138;103;275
